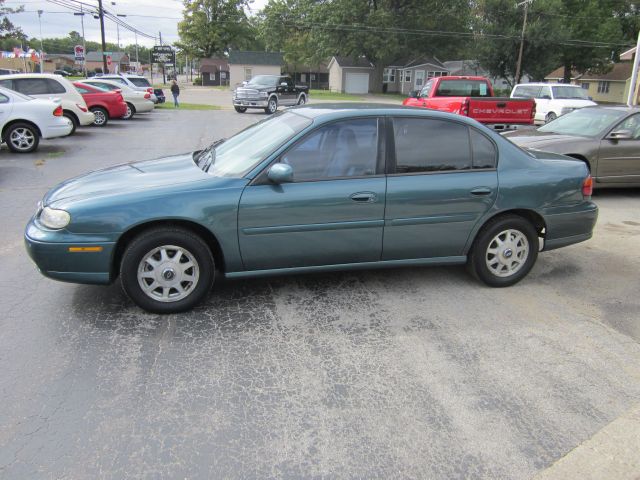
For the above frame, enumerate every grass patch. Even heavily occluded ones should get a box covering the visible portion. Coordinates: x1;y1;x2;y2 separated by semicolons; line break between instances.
46;150;65;158
155;102;221;111
309;90;363;101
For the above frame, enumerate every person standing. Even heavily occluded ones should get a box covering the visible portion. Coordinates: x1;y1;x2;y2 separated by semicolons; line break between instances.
170;80;180;108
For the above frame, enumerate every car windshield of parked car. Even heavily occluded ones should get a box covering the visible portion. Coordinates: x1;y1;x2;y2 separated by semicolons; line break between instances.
246;75;278;87
538;108;627;137
196;111;312;177
127;77;151;87
551;86;590;100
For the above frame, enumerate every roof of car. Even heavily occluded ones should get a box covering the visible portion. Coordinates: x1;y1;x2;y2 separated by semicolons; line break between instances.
0;73;69;80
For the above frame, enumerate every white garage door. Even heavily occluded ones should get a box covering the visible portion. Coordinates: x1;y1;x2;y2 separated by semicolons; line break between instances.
345;72;369;94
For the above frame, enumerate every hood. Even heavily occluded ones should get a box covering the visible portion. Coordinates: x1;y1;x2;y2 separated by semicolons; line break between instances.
503;130;588;148
44;152;214;206
551;99;597;109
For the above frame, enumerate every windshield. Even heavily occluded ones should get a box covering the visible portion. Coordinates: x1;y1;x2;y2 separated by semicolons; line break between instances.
197;111;312;177
246;75;278;87
551;86;590;100
538;108;627;137
127;77;151;87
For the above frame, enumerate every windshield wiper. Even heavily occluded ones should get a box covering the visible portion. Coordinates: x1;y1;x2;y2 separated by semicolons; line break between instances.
204;138;226;172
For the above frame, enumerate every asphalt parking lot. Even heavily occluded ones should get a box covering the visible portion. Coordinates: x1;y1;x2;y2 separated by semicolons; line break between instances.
1;109;639;479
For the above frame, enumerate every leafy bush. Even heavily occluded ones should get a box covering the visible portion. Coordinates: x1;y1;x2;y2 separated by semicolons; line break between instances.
193;76;202;86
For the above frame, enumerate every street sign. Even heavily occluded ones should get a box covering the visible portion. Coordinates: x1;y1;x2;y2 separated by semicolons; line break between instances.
152;45;175;64
74;45;84;61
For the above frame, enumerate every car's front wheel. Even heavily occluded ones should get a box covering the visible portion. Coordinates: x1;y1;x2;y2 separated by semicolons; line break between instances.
4;122;40;153
90;107;108;127
234;106;247;113
120;227;215;313
468;215;538;287
264;97;277;114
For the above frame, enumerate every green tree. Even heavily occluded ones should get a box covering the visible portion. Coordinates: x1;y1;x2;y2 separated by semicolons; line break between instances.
1;0;27;45
177;0;252;58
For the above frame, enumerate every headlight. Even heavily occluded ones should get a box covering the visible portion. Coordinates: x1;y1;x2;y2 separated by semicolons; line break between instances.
40;207;71;229
259;92;268;98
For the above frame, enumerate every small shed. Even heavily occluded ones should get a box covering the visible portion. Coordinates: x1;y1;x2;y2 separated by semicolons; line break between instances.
200;57;230;86
228;51;283;87
328;56;374;94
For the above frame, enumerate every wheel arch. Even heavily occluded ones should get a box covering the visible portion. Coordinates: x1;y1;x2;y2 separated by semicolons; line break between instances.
2;119;42;140
564;153;591;172
62;109;79;125
465;208;547;254
111;219;226;280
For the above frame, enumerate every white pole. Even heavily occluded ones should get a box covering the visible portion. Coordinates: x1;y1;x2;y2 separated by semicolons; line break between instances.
37;10;44;73
626;30;640;106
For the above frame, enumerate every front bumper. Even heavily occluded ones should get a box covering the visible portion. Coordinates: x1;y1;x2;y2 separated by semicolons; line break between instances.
233;98;269;108
24;219;116;285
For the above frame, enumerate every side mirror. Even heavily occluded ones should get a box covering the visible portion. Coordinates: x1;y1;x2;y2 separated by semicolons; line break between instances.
268;163;293;183
409;90;419;98
607;129;633;140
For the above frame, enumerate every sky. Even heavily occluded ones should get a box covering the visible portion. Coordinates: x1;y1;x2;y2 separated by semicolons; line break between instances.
5;0;267;49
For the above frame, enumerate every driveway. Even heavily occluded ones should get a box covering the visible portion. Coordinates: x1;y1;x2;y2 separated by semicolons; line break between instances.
1;110;639;479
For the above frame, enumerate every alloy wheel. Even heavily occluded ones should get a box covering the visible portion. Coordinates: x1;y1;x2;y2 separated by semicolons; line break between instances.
9;127;36;152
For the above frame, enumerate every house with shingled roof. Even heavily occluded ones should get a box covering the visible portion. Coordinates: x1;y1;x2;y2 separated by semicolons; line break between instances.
545;62;634;104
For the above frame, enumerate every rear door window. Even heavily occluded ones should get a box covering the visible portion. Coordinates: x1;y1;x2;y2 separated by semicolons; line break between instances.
392;118;472;172
470;129;497;168
127;77;151;87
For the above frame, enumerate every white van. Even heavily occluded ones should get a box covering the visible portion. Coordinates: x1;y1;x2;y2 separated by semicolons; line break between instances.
510;83;597;125
0;73;95;134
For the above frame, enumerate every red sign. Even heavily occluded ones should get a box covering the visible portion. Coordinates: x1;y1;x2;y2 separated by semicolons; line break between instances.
106;55;112;66
74;45;84;60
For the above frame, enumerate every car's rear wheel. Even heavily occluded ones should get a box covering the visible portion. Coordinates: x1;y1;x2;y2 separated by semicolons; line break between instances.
90;107;108;127
468;215;538;287
264;97;277;114
62;111;77;135
545;112;557;123
120;227;215;313
123;103;135;120
4;122;39;153
234;106;247;113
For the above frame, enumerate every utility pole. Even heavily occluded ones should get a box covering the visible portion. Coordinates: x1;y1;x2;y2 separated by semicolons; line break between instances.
514;0;532;85
134;31;139;72
159;31;166;84
74;5;87;76
37;10;44;73
627;30;640;106
97;0;108;73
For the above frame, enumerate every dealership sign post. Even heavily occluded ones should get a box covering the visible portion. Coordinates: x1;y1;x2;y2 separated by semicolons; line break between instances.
152;46;175;85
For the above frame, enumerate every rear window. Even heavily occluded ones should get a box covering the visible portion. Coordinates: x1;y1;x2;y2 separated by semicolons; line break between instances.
127;77;151;87
512;85;542;98
435;80;490;97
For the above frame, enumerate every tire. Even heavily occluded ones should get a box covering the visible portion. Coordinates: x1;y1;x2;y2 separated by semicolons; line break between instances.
297;94;306;105
62;111;77;135
90;107;108;127
123;103;135;120
468;215;538;288
4;122;40;153
120;227;215;313
264;96;278;114
545;112;557;123
234;106;247;113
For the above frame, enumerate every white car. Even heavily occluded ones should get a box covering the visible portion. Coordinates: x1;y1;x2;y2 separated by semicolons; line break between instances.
99;74;158;103
79;79;155;119
511;83;597;125
0;86;72;153
0;73;95;134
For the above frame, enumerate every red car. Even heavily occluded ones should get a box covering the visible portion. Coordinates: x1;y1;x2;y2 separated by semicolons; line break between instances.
73;82;128;127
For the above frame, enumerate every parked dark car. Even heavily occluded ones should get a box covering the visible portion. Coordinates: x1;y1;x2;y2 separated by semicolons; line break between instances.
504;106;640;188
25;105;597;313
53;69;70;77
154;88;166;104
232;75;309;114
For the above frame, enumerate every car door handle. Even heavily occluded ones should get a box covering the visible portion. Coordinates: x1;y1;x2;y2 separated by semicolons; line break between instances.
470;187;493;196
350;192;377;203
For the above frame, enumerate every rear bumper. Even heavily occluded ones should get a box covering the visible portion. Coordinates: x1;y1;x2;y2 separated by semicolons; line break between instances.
542;202;598;251
133;100;154;113
109;102;128;118
40;118;74;139
77;109;96;126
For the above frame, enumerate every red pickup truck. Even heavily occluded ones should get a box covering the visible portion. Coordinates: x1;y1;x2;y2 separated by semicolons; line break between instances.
402;76;535;131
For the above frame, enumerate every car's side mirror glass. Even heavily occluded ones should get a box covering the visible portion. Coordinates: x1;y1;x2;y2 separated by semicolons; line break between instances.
607;129;633;140
268;163;293;183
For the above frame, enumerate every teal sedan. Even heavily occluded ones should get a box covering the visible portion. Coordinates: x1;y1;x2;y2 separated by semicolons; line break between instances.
25;105;598;313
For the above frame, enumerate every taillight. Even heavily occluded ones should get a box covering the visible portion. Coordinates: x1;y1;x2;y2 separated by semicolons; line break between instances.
461;98;470;116
53;105;63;116
147;87;153;94
531;102;536;120
76;103;87;112
144;93;150;99
582;175;593;197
